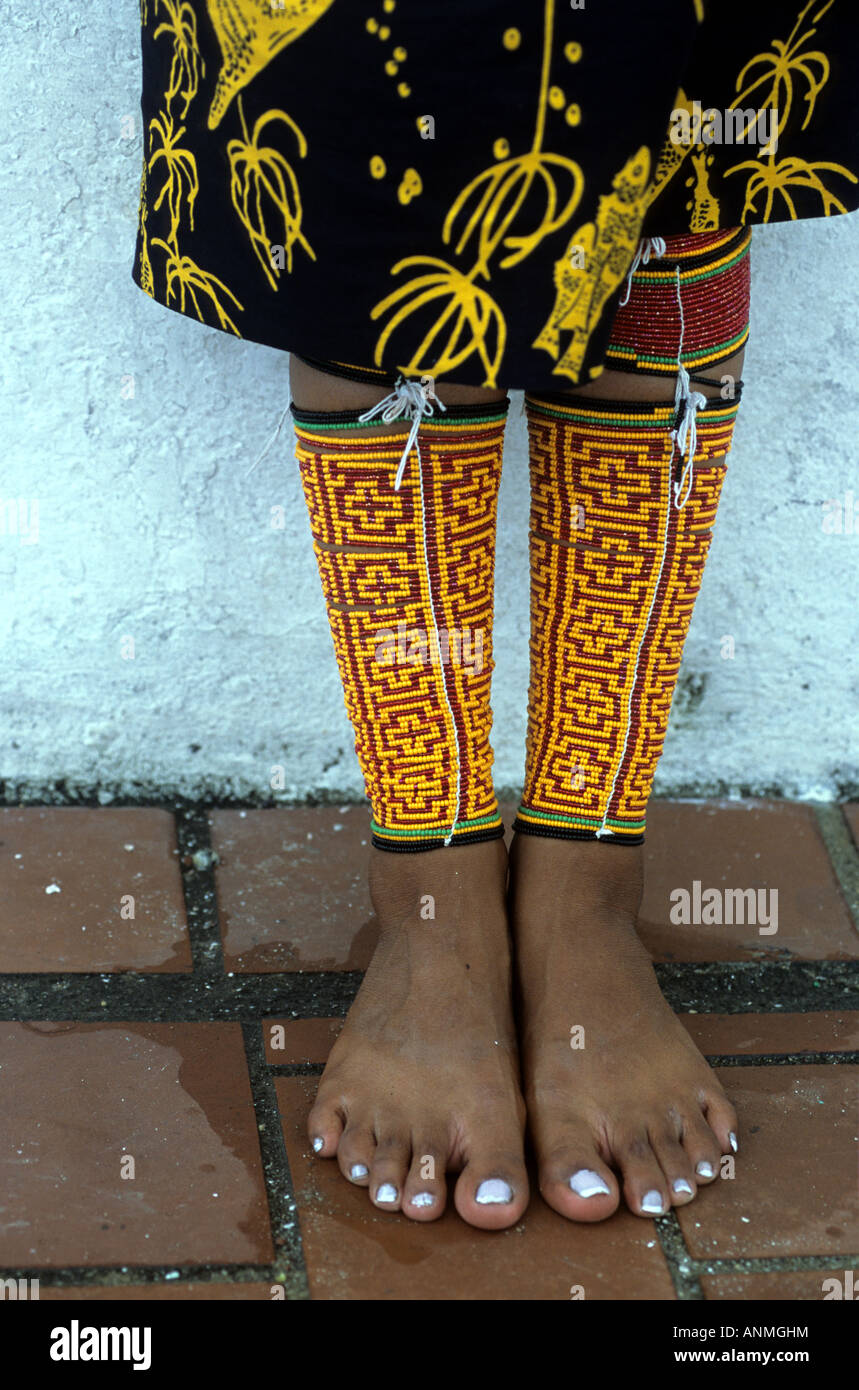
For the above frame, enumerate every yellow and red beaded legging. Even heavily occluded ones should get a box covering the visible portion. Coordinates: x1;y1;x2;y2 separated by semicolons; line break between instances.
294;400;508;852
514;227;750;844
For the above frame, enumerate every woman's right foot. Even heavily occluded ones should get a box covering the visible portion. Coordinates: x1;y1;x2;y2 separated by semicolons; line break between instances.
307;838;529;1228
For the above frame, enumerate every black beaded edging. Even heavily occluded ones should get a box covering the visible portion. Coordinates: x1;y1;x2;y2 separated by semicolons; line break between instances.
511;816;644;846
371;824;506;853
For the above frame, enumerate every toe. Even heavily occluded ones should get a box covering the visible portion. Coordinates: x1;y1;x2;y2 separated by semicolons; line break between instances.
401;1139;448;1222
336;1125;375;1186
369;1132;411;1211
537;1125;620;1223
703;1089;739;1158
454;1145;529;1230
650;1127;697;1206
616;1128;670;1218
681;1111;724;1183
307;1096;344;1159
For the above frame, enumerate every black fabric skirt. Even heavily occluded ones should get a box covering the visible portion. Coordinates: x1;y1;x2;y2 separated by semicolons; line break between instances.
132;0;859;391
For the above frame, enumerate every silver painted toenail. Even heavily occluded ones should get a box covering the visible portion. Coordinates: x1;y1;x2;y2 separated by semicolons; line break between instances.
349;1163;368;1181
569;1170;611;1198
376;1183;398;1203
640;1190;664;1214
696;1161;715;1179
673;1179;694;1196
312;1137;324;1153
475;1178;513;1205
729;1131;738;1154
411;1192;434;1208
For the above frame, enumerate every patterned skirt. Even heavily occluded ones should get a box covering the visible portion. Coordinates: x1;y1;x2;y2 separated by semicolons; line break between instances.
132;0;859;391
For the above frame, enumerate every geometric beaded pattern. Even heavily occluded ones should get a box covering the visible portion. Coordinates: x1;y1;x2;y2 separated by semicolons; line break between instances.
294;414;507;851
515;397;740;843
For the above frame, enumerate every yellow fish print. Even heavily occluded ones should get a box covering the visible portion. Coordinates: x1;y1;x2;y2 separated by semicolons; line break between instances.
206;0;334;129
534;146;652;382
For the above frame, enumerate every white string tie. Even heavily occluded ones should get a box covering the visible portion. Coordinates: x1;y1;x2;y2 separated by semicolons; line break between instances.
619;235;667;306
669;265;707;510
245;396;292;477
357;376;446;491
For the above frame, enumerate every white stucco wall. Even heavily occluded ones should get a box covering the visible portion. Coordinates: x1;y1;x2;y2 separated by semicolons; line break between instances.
2;7;857;803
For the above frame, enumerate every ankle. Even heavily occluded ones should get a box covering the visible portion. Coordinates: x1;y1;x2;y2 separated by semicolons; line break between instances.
369;838;509;927
510;832;643;917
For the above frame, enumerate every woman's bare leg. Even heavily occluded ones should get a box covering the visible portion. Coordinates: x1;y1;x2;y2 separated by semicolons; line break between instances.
511;349;743;1221
293;358;528;1230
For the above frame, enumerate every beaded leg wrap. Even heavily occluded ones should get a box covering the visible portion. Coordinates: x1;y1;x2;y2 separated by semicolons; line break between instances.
294;396;508;852
514;228;750;845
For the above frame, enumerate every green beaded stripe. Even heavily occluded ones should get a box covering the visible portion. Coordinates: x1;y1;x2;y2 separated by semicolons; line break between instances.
371;810;503;840
515;805;646;831
606;325;749;369
525;399;739;427
632;236;751;287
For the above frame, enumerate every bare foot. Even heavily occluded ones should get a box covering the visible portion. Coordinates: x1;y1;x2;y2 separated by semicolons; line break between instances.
510;834;738;1221
308;840;529;1228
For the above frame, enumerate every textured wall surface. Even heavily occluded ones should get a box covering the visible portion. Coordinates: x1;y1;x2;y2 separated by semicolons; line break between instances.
2;8;858;804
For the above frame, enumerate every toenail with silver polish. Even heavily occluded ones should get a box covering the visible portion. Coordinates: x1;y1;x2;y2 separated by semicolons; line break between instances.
696;1161;715;1178
729;1132;738;1154
312;1137;324;1153
641;1191;664;1214
569;1170;611;1198
349;1163;368;1180
376;1183;398;1203
475;1178;513;1205
411;1192;434;1208
673;1179;694;1196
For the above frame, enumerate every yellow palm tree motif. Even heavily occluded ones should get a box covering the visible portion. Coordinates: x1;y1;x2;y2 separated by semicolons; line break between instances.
152;238;244;333
205;0;335;130
372;0;582;387
727;153;857;221
140;0;246;335
729;0;834;142
148;109;200;240
227;97;314;285
137;166;155;298
371;257;506;387
153;0;205;119
723;0;856;221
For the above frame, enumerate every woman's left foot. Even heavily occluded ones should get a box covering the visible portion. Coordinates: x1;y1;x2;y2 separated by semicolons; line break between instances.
509;833;739;1221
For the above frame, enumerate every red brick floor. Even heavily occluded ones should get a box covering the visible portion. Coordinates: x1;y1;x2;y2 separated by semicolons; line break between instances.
1;800;858;1300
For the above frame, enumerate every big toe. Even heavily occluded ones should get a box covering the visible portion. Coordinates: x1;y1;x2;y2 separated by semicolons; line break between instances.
536;1123;620;1223
453;1138;529;1231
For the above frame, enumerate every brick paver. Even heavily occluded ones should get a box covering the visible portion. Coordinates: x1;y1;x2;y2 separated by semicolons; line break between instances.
275;1076;677;1301
0;1022;273;1267
701;1270;858;1300
1;798;858;1300
640;801;858;961
0;808;191;972
210;806;376;972
676;1065;859;1259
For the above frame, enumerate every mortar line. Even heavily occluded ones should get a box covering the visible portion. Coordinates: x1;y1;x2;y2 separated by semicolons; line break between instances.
241;1020;311;1301
4;961;858;1020
814;803;859;935
3;1251;857;1288
653;1210;705;1300
173;808;227;976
